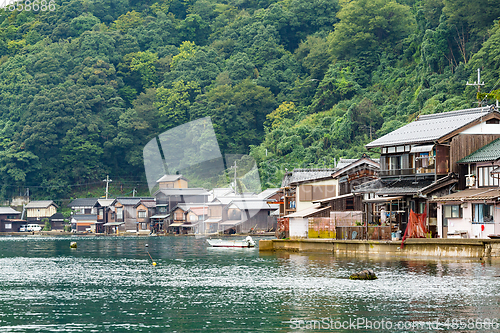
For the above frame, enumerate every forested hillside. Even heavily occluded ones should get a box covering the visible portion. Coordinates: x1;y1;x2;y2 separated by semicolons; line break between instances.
0;0;499;199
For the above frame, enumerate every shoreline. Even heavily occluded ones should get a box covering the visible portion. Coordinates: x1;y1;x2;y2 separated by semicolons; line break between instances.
259;238;500;259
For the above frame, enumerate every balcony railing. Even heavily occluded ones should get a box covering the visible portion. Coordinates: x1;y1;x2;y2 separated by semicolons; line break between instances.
380;168;435;177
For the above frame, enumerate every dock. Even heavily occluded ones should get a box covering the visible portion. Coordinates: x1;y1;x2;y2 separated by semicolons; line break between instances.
259;238;500;258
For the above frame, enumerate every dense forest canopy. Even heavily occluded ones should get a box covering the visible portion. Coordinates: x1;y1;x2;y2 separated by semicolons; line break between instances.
0;0;499;199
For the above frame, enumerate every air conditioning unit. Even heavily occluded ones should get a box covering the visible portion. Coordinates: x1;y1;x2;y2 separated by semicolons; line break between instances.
466;176;475;187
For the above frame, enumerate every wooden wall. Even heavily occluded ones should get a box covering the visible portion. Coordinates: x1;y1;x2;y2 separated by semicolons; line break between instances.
450;134;500;173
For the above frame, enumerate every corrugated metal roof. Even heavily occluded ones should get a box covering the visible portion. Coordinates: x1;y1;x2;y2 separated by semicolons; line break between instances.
430;188;500;201
366;107;496;148
458;138;500;163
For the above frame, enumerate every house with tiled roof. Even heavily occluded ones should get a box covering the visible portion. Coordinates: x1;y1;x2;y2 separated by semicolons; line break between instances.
430;138;500;238
24;201;58;223
0;207;24;232
360;106;500;238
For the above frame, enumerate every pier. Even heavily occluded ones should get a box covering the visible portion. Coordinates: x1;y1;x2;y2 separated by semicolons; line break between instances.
259;238;500;258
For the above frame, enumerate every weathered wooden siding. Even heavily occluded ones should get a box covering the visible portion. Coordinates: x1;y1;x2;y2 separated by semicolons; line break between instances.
450;134;500;173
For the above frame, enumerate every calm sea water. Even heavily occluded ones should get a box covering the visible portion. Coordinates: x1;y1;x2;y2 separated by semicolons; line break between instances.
0;236;500;332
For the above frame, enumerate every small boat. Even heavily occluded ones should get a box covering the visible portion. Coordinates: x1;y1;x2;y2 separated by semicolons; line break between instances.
206;236;256;248
488;234;500;239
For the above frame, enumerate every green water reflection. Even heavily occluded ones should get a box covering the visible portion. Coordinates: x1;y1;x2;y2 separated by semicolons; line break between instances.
0;236;499;332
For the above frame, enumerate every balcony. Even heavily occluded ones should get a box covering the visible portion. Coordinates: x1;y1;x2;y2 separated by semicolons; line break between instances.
380;168;435;177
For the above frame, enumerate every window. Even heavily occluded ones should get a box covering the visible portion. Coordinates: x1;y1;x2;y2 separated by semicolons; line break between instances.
98;208;103;220
4;223;11;229
138;211;146;218
473;204;494;223
443;205;462;218
388;156;401;170
189;214;196;222
477;166;500;187
116;207;123;220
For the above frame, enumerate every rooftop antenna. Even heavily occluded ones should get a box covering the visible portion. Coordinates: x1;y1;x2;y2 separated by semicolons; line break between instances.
466;68;485;107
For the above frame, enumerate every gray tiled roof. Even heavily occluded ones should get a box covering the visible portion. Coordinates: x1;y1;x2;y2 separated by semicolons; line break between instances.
0;207;20;215
366;107;497;148
458;138;500;163
281;168;337;187
25;200;58;209
115;197;153;206
353;178;434;195
68;198;98;208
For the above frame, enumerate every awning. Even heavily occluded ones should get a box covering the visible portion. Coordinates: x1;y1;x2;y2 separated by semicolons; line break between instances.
204;218;221;223
410;144;434;153
169;222;183;227
363;196;404;203
103;222;124;226
151;214;170;219
284;204;331;218
313;193;353;204
220;220;243;226
181;223;199;227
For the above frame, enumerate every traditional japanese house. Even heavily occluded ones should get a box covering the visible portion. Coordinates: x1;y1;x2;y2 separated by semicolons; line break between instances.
71;214;97;232
134;199;156;233
280;169;338;218
94;198;119;234
359;106;500;236
49;212;65;230
0;207;24;232
24;201;58;225
68;198;98;215
113;197;154;232
431;138;500;238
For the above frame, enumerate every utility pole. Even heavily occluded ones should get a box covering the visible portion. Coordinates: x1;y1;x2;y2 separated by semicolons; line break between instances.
103;175;112;199
233;161;238;195
466;68;485;106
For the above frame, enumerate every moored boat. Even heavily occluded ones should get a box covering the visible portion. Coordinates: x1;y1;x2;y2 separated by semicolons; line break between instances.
206;236;256;248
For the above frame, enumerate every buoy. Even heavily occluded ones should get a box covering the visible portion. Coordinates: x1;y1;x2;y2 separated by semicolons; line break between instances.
70;242;77;249
152;262;157;266
145;244;148;247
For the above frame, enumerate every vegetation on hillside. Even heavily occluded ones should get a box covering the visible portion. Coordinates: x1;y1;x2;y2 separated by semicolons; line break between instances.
0;0;499;199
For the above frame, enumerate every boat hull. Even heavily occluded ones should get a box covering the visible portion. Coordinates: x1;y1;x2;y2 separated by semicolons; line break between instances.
206;237;256;248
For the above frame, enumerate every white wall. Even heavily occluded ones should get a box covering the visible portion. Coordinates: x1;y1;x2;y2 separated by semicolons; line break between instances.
438;202;500;239
289;217;308;238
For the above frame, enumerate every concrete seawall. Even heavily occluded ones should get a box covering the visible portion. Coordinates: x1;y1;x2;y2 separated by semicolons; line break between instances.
259;238;500;258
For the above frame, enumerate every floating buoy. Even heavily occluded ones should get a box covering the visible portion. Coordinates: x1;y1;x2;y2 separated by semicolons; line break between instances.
70;242;77;249
152;262;157;266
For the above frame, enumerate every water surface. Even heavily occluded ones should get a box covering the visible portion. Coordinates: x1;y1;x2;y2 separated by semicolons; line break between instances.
0;236;499;332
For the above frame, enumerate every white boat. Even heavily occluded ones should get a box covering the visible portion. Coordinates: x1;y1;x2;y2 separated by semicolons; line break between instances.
206;236;256;248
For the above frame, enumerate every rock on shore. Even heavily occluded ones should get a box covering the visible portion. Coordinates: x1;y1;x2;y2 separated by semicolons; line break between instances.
349;269;377;280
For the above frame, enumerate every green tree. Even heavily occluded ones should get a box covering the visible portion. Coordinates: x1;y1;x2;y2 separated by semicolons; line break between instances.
328;0;414;59
155;80;201;130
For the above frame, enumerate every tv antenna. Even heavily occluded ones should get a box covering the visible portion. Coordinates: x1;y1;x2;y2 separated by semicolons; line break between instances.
466;68;485;106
